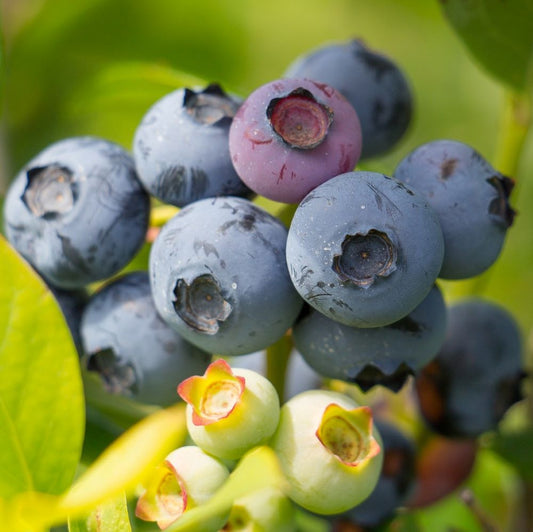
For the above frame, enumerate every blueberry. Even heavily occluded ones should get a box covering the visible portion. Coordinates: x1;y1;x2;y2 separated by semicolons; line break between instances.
49;284;88;356
286;171;444;327
394;139;515;279
293;284;447;392
284;39;413;159
133;84;251;207
229;78;362;203
333;421;416;529
178;359;280;460
4;137;150;289
136;445;230;530
270;389;383;514
415;299;524;438
149;196;303;355
81;271;211;406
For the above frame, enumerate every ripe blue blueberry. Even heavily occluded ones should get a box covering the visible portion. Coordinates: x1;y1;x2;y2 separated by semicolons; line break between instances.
81;271;211;406
4;137;150;289
293;285;447;392
149;196;303;355
415;299;524;438
394;139;515;279
133;84;251;207
284;39;413;159
286;171;444;327
229;78;362;203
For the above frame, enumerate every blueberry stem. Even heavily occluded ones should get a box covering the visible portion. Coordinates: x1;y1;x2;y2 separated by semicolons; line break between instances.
460;489;498;532
494;90;533;530
266;332;293;402
293;507;330;532
494;91;531;178
276;203;298;227
150;204;179;227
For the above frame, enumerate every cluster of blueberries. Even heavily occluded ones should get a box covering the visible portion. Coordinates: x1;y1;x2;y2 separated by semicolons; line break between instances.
3;39;525;530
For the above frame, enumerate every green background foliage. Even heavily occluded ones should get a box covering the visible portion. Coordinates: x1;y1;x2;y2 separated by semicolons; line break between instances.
0;0;532;530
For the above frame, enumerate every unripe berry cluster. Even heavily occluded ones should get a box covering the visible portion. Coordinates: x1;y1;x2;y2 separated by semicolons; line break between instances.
3;38;525;530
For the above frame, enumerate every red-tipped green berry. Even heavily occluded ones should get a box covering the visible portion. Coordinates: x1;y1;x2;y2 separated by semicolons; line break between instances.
135;445;230;530
270;390;382;515
178;359;280;460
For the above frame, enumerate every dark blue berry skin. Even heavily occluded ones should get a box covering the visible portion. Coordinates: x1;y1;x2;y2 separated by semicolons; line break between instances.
149;196;303;356
284;39;413;159
49;285;88;356
286;171;444;328
415;299;524;438
81;272;211;406
394;140;515;279
133;84;251;207
4;137;150;289
293;285;447;392
332;421;416;529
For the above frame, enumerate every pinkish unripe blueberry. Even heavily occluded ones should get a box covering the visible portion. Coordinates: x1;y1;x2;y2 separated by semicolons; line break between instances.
229;79;362;204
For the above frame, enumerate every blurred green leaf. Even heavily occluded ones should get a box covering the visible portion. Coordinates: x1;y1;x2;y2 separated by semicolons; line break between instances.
489;427;533;482
165;446;287;532
413;493;483;532
4;0;248;170
81;406;125;466
0;8;4;115
57;403;187;522
83;370;158;430
467;447;523;531
440;0;533;91
0;235;84;498
5;404;186;530
64;62;207;150
68;492;131;532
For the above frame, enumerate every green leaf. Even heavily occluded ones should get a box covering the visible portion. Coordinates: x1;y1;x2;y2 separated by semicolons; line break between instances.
440;0;533;91
4;0;248;170
165;446;287;532
413;493;483;532
68;492;132;532
64;62;208;149
83;370;158;430
57;403;187;522
488;427;533;482
5;404;186;530
0;235;84;498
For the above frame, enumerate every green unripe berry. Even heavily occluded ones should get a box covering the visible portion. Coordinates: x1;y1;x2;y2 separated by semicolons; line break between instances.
136;445;230;530
178;359;280;460
225;487;295;531
270;389;383;515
